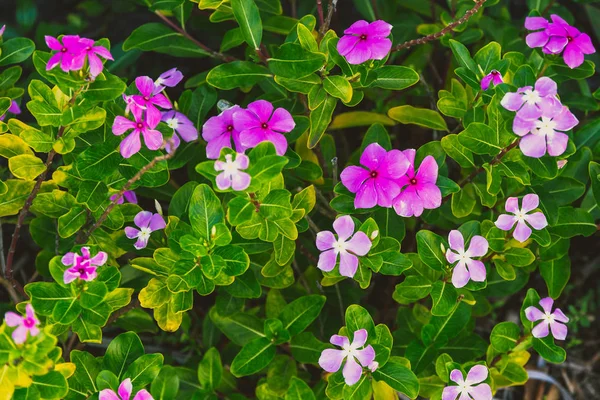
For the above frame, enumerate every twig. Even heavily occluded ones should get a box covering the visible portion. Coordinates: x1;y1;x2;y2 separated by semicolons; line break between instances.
65;332;78;361
316;0;325;27
318;0;336;36
541;0;556;15
106;298;140;326
392;0;486;52
0;277;20;304
456;139;520;187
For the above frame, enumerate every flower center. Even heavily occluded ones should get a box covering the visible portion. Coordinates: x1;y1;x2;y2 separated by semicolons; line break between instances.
410;178;418;185
370;171;378;178
522;89;541;105
23;318;35;328
332;239;348;254
61;47;67;53
261;122;268;129
139;227;152;241
457;250;470;262
535;118;556;136
137;122;144;129
543;312;555;323
567;36;573;42
458;382;470;393
143;96;150;101
360;34;367;40
86;46;91;51
514;210;526;222
227;125;234;131
78;268;86;275
223;159;239;175
166;118;179;129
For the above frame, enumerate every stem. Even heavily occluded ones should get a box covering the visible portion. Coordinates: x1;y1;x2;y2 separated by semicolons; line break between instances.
0;277;21;304
106;298;140;326
456;139;520;188
316;0;325;27
318;0;336;37
392;0;486;52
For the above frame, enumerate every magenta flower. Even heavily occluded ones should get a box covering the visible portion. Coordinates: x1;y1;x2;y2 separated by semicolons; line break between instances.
202;105;243;159
131;76;172;127
112;106;163;158
445;230;489;288
500;77;558;120
0;100;21;121
99;378;153;400
62;247;108;284
495;194;548;242
442;365;492;400
71;37;113;78
340;143;409;209
318;329;376;386
233;100;294;156
525;15;595;69
154;68;183;93
480;70;503;91
214;153;251;191
125;211;166;250
4;304;40;345
393;149;441;217
513;104;578;158
316;215;372;278
337;20;393;65
525;297;569;340
110;190;138;205
161;110;198;153
45;35;84;72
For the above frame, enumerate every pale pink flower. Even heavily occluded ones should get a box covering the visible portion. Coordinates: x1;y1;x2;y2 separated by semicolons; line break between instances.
318;329;376;386
495;194;548;242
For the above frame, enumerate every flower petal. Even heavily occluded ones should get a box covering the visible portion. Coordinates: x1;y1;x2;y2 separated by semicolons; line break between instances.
452;261;470;288
573;33;595;54
360;143;386;171
520;194;539;213
393;186;423;217
269;107;295;133
553;308;569;323
520;133;547;158
352;329;368;347
525;16;548;30
118;378;133;400
354;345;375;367
513;220;532;242
468;383;493;400
318;349;346;373
374;179;400;208
446;249;460;264
550;321;568;340
120;132;142;159
366;37;392;60
124;227;140;239
330;334;349;347
339;251;359;278
346;232;372;256
495;214;517;231
135;76;154;97
539;297;554;313
99;390;121;400
546;131;568;157
231;171;251;191
525;212;547;230
333;215;355;241
337;35;360;57
132;389;154;400
512;116;535;136
525;306;545;322
316;231;336;251
505;197;519;214
61;252;76;266
134;211;153;228
535;77;557;97
342;355;363;386
466;260;486;282
442;386;461;400
4;312;22;327
417;183;442;209
501;92;524;111
341;166;371;193
383;150;410;178
149;214;166;231
466;365;488;385
449;369;464;384
466;236;488;258
532;321;550;338
247;100;273;122
415;156;438;184
448;230;465;253
142;129;164;151
12;325;28;344
355;179;377;209
563;43;584;69
317;249;337;272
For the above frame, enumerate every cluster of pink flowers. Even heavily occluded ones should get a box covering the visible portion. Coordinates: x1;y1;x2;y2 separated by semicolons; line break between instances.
62;247;108;284
501;77;578;158
4;304;40;345
337;20;393;65
45;35;113;78
340;143;441;217
125;211;166;250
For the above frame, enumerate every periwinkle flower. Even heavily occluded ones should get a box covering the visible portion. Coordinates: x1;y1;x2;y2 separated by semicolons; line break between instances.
0;100;21;121
71;37;113;78
316;215;372;278
0;25;5;38
480;70;503;91
233;100;295;156
500;77;558;121
131;76;172;127
62;247;108;284
495;194;548;242
525;297;569;340
45;35;84;72
161;110;198;153
442;365;492;400
99;378;153;400
111;190;138;205
154;67;183;93
337;20;393;65
445;230;489;288
112;106;163;158
202;105;243;159
4;304;40;345
340;143;409;209
125;211;166;250
214;153;251;191
393;149;441;217
318;328;376;386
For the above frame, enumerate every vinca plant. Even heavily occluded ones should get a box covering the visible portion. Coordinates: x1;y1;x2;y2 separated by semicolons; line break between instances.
0;0;598;399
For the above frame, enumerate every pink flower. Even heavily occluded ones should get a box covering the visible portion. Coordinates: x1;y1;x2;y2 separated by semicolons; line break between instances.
341;143;410;209
512;103;578;158
233;100;295;156
0;100;21;121
0;25;5;37
161;110;198;153
337;20;393;65
318;329;376;386
202;105;243;159
316;215;372;278
500;77;559;121
393;149;441;217
214;153;251;191
131;76;172;127
125;211;166;250
71;37;113;78
62;247;108;284
45;35;85;72
445;230;489;288
112;106;163;158
110;191;138;205
480;70;503;91
99;378;153;400
525;297;569;340
442;365;492;400
4;304;40;345
495;194;548;242
154;68;183;94
525;15;595;69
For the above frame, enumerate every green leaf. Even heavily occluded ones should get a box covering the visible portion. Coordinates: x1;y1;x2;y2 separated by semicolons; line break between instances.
490;321;520;352
8;154;45;180
458;123;502;155
416;230;446;271
189;184;224;239
449;39;477;73
230;337;276;377
279;294;326;336
430;280;458;317
503;247;535;267
0;179;36;217
32;371;68;399
286;376;316;400
371;66;419;90
231;0;263;50
0;134;34;159
296;23;318;52
0;38;35;66
308;95;336;148
539;255;570;299
151;366;179;400
289;332;328;363
102;332;145;379
27;100;62;126
387;105;448;131
123;23;210;57
198;347;223;391
329;111;395;130
393;276;432;302
345;304;376;340
70;350;100;393
549;206;597;238
343;375;372;400
57;206;87;238
532;336;566;364
76;181;108;212
206;61;271;90
83;72;127;102
80;281;109;309
372;359;420;399
209;307;265;346
474;41;501;72
269;43;326;79
323;75;353;103
123;353;163;390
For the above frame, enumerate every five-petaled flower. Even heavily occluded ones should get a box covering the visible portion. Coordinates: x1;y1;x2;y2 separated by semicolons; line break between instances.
316;215;372;278
4;304;40;345
318;328;376;386
112;106;163;158
62;247;108;284
525;297;569;340
446;230;489;288
337;20;393;65
131;76;173;127
495;194;548;242
161;110;198;153
340;143;409;209
393;149;441;217
214;153;251;191
500;77;558;121
154;67;183;94
442;365;492;400
99;378;153;400
111;190;138;205
71;37;113;78
202;105;243;159
234;100;295;156
480;70;503;91
125;211;166;250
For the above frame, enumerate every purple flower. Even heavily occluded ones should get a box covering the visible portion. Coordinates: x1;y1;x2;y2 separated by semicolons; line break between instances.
525;15;595;69
62;247;108;284
45;35;84;72
71;37;113;78
480;70;503;91
4;304;40;345
131;76;173;127
525;297;569;340
233;100;295;156
495;194;548;242
0;25;5;37
393;150;441;217
110;190;138;205
442;365;492;400
161;110;198;153
316;215;372;278
513;103;578;158
214;153;251;191
500;77;558;121
445;230;489;288
112;106;163;158
154;68;183;94
202;105;243;159
337;20;393;65
318;329;376;386
99;378;153;400
0;100;21;121
125;211;166;250
340;143;409;209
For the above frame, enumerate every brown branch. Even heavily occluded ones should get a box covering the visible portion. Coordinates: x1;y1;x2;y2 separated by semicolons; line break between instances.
316;0;325;28
456;139;520;188
106;298;140;326
392;0;486;52
319;0;336;36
